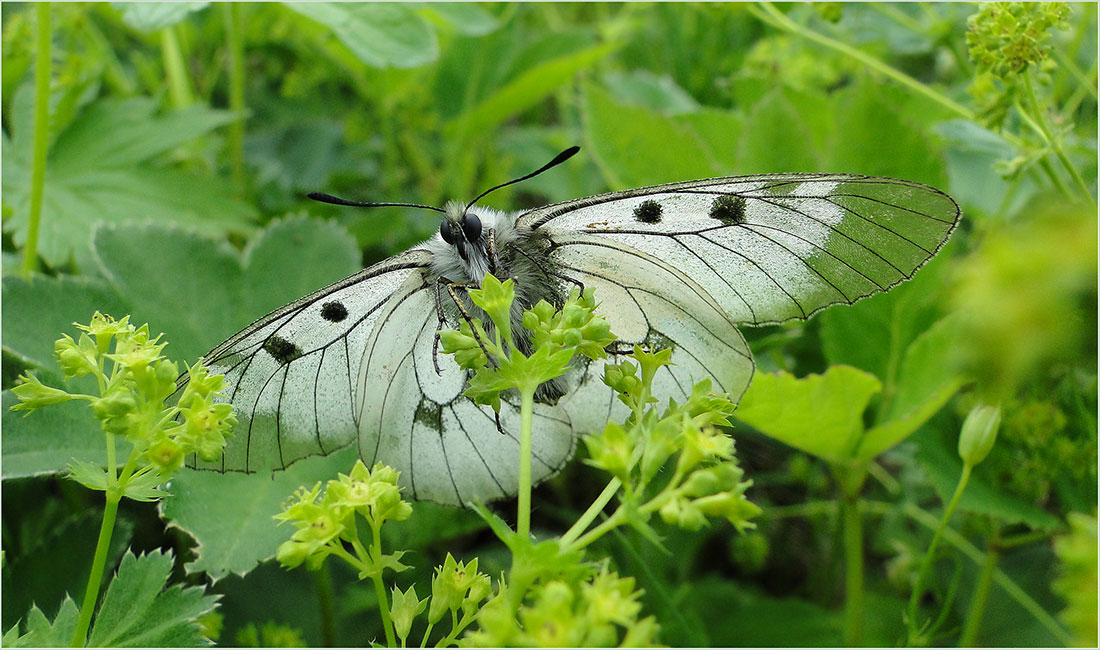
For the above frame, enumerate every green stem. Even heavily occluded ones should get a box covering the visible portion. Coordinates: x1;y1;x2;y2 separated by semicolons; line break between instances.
958;535;1000;646
570;510;627;550
560;478;622;548
516;387;535;540
23;2;51;277
906;462;972;644
160;25;193;108
223;3;246;192
313;563;337;647
71;490;121;647
749;2;974;119
370;522;397;647
1022;71;1095;206
841;493;864;646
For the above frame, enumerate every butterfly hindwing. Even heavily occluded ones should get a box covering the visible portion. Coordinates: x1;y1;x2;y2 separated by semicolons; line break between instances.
357;272;575;506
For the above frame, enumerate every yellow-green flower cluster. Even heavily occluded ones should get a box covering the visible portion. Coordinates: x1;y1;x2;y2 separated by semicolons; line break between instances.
12;312;235;482
585;351;761;534
274;460;413;570
466;565;658;647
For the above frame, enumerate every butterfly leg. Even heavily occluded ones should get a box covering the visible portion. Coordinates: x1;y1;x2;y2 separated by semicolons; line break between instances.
430;278;496;375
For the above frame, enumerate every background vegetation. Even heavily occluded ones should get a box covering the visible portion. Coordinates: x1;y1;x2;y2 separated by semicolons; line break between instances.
2;2;1096;647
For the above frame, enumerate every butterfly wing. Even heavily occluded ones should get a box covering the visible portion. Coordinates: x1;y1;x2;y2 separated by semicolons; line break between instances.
188;246;575;506
519;174;960;430
355;271;574;506
188;248;436;472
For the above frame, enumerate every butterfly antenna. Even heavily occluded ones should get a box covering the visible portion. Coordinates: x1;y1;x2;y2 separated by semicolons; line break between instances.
465;145;580;211
307;192;446;214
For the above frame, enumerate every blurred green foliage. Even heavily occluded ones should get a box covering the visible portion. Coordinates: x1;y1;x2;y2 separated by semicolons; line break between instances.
2;2;1096;647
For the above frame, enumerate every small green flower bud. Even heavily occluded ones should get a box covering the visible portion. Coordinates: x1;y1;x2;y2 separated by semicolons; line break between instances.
55;334;97;377
389;585;426;642
147;436;185;473
92;390;137;422
958;404;1001;466
11;374;75;410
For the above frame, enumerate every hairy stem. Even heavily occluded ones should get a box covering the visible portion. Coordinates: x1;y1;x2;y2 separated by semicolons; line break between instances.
516;387;535;539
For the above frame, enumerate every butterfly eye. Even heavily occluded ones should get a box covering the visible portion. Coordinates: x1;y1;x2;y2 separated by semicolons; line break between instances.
462;212;482;242
440;220;455;245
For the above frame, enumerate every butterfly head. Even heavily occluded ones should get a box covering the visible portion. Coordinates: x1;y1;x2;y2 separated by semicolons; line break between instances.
440;200;484;262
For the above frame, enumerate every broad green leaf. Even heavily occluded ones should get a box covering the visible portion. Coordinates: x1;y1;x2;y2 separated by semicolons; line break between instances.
3;597;80;648
2;387;135;479
286;3;438;69
112;2;209;32
933;119;1039;218
856;379;962;461
446;42;617;140
735;87;822;173
826;81;947;185
87;550;219;647
92;218;361;363
602;70;701;114
2;93;256;268
884;314;966;422
1;274;128;374
421;3;499;36
162;447;359;578
734;366;882;463
582;82;733;188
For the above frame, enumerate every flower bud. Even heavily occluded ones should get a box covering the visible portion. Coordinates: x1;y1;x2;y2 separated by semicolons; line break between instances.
958;404;1001;466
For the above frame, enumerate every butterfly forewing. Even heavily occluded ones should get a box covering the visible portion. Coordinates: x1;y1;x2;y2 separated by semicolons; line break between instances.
520;174;960;325
189;249;434;472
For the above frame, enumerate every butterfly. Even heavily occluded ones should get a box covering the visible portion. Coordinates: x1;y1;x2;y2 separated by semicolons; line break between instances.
185;146;960;506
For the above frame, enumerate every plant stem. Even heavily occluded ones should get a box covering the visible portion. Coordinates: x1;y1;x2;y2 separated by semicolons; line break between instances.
23;2;51;277
749;2;974;120
223;3;246;192
1021;70;1095;206
560;478;622;548
841;492;864;646
314;563;337;647
958;535;1000;646
370;521;397;647
71;490;121;647
516;387;535;539
160;24;193;108
906;462;972;644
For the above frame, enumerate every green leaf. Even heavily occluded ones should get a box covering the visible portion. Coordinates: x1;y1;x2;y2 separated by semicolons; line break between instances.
3;597;80;647
421;3;499;36
286;3;438;68
161;447;358;579
92;217;361;364
2;95;256;268
856;380;961;462
1;274;128;374
2;389;133;479
735;87;822;174
447;42;617;140
87;550;219;647
112;2;210;32
884;315;966;422
735;366;882;463
601;70;701;114
582;82;736;188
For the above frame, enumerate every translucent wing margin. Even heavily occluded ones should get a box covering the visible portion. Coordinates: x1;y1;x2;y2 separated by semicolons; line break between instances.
186;249;434;472
519;173;961;325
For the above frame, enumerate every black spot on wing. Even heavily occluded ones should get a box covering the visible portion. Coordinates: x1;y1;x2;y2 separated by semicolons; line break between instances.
321;300;348;322
415;398;443;432
709;194;746;224
262;334;302;364
633;199;663;223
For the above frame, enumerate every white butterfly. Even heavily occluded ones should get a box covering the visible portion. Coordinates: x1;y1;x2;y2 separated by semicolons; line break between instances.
187;147;960;506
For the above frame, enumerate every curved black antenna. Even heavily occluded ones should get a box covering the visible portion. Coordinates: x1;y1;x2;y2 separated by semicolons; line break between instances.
465;145;580;210
307;192;445;214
